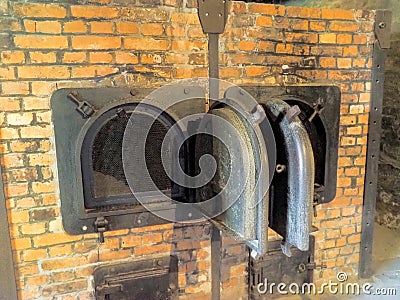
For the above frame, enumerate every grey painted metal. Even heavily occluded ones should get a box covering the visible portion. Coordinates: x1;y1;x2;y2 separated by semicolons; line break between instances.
51;87;205;236
360;10;391;278
242;85;341;204
265;99;315;256
197;0;229;34
0;167;18;300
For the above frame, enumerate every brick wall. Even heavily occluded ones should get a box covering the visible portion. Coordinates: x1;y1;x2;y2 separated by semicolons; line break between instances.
0;0;376;299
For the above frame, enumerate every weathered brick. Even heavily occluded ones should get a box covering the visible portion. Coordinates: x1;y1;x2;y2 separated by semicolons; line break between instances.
238;40;256;51
141;23;163;36
329;21;359;32
116;21;139;34
70;6;119;19
71;66;118;78
90;21;114;34
13;4;67;18
115;52;139;64
0;66;15;79
20;223;46;236
322;9;355;20
14;35;68;49
286;7;321;18
63;20;87;33
121;8;168;22
1;51;25;64
124;37;169;50
72;36;121;50
18;66;69;79
247;3;285;16
2;82;29;95
89;52;113;63
62;52;87;64
256;16;273;27
33;232;81;247
319;33;337;44
30;51;57;64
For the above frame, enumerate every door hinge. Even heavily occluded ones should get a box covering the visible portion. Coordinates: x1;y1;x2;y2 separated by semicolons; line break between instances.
94;216;109;243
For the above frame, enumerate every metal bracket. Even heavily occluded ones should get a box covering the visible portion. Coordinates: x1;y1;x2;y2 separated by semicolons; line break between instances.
94;216;109;243
67;92;96;118
374;10;392;49
197;0;229;34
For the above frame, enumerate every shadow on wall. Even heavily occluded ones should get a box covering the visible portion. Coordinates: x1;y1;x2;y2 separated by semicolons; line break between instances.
285;0;400;229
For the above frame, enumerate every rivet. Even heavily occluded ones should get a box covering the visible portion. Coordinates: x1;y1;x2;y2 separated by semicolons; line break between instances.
130;89;137;96
137;219;142;224
184;88;190;94
82;226;88;231
378;22;386;29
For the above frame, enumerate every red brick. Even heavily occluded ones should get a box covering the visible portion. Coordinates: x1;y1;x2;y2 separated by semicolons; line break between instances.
256;16;273;27
320;57;336;68
70;6;119;19
276;43;292;54
245;66;268;77
2;82;29;95
14;35;68;49
322;9;355;20
33;232;81;247
141;23;163;36
90;21;114;33
310;21;326;31
62;52;87;64
247;3;285;16
171;12;199;25
18;66;69;79
89;52;113;63
124;37;169;50
63;20;87;33
71;66;117;78
121;235;141;248
20;222;46;235
0;67;15;79
30;51;57;64
286;7;321;18
135;244;171;256
25;20;62;34
329;21;359;32
115;52;139;64
1;51;25;64
20;126;53;138
337;34;352;44
238;40;256;51
116;21;139;34
72;36;121;50
13;3;67;18
319;33;337;44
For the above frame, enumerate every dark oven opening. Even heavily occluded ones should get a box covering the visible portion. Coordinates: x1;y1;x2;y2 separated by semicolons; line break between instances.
81;103;186;212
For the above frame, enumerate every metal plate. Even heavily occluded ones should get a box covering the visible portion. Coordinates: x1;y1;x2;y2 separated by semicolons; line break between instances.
249;236;315;299
94;256;178;300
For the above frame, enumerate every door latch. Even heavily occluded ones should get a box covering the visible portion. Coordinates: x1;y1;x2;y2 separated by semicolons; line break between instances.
67;92;95;118
94;216;109;243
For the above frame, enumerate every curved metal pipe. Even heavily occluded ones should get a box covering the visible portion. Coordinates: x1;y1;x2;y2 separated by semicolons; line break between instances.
265;99;315;256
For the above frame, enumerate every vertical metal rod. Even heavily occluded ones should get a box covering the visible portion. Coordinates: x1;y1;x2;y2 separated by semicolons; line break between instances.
208;32;222;300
